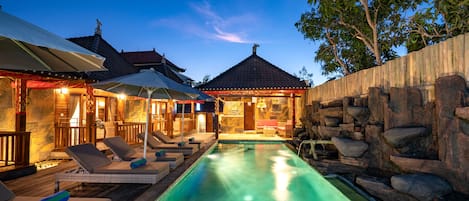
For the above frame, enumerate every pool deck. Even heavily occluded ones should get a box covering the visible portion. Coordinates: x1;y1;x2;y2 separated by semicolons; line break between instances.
3;133;291;201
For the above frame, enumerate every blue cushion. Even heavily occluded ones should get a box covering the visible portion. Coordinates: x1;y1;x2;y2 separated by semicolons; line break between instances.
130;158;147;169
155;150;166;157
177;141;185;147
40;190;70;201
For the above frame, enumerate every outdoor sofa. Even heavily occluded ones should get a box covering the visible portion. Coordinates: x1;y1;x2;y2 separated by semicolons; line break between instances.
103;136;184;169
55;143;170;192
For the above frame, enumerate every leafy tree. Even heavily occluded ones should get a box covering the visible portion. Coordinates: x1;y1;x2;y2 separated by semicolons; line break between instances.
407;0;469;52
194;75;211;87
296;0;422;75
294;66;314;86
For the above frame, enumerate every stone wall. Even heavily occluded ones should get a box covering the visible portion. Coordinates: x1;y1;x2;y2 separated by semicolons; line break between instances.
304;75;469;195
26;89;55;162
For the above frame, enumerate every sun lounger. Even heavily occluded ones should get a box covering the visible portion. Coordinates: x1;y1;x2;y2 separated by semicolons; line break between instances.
152;130;206;148
0;181;111;201
103;136;184;169
137;133;199;156
55;143;170;192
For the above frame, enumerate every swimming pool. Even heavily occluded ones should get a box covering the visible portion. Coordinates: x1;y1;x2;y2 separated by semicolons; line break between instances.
157;141;350;201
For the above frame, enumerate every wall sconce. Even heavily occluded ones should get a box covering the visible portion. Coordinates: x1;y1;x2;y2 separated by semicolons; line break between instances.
57;87;68;94
117;93;126;100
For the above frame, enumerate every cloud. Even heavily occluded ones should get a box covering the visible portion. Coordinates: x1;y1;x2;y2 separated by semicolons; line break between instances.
191;1;253;43
150;1;256;43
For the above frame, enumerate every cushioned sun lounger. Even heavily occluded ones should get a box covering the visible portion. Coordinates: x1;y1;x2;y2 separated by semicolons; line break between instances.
152;130;206;149
55;143;170;192
0;181;111;201
103;136;184;169
137;133;199;156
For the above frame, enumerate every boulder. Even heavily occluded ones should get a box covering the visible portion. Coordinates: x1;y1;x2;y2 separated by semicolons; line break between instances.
455;107;469;121
318;126;341;139
324;116;340;127
347;106;370;124
391;174;452;201
383;127;427;148
356;176;418;201
332;137;368;157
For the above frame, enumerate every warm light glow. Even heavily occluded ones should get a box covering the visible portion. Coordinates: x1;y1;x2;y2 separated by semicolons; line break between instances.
98;100;105;107
117;93;126;100
257;98;267;109
57;87;68;94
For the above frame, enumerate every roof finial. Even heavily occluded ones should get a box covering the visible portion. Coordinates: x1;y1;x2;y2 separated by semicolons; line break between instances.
95;19;102;36
252;43;259;55
161;54;166;64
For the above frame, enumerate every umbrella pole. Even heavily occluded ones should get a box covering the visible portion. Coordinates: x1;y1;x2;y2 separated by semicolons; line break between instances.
143;89;155;159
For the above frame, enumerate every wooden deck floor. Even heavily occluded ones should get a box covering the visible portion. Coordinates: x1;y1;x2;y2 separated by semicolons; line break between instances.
3;139;216;201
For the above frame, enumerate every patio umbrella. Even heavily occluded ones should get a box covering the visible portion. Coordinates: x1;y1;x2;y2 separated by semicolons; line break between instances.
91;68;200;158
0;9;106;72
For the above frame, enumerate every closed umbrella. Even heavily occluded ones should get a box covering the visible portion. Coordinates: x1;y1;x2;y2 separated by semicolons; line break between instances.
0;9;106;72
92;68;199;158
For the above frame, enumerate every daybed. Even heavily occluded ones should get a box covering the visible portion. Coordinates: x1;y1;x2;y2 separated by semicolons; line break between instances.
55;143;170;192
103;136;184;169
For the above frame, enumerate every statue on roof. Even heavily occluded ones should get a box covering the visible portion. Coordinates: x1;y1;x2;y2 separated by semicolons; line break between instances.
95;19;102;36
252;43;259;55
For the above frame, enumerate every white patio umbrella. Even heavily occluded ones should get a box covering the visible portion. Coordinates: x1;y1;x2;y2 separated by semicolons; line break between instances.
0;9;106;72
91;68;200;158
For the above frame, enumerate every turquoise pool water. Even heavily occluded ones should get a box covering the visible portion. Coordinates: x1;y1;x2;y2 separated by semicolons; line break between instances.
157;141;350;201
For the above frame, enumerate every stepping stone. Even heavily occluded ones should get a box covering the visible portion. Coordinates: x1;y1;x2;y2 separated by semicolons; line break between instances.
356;176;418;201
391;173;452;201
383;127;426;148
332;137;368;157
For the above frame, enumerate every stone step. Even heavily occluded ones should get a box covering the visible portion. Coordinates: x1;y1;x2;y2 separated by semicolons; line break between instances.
383;127;427;148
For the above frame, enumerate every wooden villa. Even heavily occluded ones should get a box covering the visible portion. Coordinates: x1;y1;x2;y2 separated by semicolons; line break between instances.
0;26;206;178
197;45;309;137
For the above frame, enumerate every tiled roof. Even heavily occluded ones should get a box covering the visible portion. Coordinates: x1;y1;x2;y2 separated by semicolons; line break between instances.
198;53;309;91
68;35;138;81
121;50;185;72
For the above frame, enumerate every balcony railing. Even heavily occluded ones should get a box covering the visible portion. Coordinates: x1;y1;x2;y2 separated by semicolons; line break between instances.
0;131;30;168
54;122;147;150
54;126;87;150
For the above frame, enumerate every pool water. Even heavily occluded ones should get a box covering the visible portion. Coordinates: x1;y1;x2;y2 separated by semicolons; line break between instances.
158;142;350;201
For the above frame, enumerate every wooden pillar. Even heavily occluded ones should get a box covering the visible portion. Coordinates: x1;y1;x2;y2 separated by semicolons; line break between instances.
214;98;219;139
191;102;196;131
166;99;174;138
291;93;296;129
85;84;96;144
15;79;27;132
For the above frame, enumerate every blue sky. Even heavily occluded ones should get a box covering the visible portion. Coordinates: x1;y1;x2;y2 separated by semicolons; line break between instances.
0;0;331;85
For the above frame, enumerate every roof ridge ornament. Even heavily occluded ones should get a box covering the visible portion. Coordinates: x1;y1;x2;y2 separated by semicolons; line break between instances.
252;43;259;55
95;18;102;36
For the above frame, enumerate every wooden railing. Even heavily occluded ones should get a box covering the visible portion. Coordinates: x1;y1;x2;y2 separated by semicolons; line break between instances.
0;131;30;167
54;126;87;150
116;122;146;144
54;122;147;150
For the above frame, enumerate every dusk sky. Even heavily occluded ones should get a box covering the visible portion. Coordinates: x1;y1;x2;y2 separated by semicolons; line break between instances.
0;0;332;85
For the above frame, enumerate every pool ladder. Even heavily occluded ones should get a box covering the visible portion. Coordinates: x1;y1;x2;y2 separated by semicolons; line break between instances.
297;140;334;160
